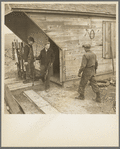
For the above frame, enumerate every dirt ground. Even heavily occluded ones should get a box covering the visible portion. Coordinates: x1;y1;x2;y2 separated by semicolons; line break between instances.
4;56;116;114
35;82;116;114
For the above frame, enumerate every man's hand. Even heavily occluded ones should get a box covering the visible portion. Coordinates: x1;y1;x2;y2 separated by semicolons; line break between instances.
24;62;28;65
50;63;53;67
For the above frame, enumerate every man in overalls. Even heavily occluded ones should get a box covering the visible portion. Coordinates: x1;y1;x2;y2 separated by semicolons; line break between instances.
23;37;36;84
75;44;101;103
35;41;55;92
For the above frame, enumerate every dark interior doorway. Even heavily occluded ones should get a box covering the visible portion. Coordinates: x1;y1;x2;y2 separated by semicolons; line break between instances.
49;39;60;82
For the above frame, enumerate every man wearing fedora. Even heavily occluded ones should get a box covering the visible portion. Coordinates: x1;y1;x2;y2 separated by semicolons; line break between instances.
75;44;101;103
35;41;55;92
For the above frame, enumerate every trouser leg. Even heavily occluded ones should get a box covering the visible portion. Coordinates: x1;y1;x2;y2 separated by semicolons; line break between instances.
90;76;99;93
78;74;90;96
40;65;46;77
25;64;31;80
30;63;36;79
39;65;47;83
45;68;51;90
90;76;101;103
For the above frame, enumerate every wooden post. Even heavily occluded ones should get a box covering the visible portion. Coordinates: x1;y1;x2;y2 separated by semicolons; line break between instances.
62;50;66;82
59;49;63;82
106;22;111;59
110;23;114;75
103;22;106;58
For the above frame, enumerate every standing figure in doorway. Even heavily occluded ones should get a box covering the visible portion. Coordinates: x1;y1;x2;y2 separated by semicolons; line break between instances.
75;44;101;103
23;36;36;84
35;41;55;92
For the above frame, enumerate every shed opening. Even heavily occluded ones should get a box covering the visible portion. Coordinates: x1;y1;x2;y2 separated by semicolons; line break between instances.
49;39;60;83
5;11;62;85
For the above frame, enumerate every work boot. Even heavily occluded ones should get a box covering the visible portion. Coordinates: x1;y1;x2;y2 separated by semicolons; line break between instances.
23;79;31;84
96;92;101;103
75;94;84;100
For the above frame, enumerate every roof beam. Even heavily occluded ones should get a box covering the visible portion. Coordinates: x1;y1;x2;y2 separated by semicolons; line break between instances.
12;8;116;18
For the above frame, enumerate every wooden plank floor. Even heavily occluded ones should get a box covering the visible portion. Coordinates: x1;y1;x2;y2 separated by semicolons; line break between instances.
24;90;60;114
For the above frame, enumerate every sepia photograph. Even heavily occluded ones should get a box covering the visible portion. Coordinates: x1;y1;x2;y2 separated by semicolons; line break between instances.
1;1;119;147
3;2;117;114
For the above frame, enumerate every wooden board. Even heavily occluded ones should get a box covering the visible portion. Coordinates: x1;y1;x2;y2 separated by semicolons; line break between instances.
4;78;20;85
4;84;25;114
28;13;90;23
8;81;40;91
50;76;62;85
62;50;66;82
102;21;116;59
111;22;116;58
105;22;111;58
24;90;60;114
59;49;63;82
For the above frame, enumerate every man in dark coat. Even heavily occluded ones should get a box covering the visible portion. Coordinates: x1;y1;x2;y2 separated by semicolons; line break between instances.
35;41;55;91
75;44;101;103
23;37;36;84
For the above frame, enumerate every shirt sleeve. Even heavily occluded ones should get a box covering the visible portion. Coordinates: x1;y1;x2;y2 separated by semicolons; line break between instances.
24;45;29;62
79;55;87;73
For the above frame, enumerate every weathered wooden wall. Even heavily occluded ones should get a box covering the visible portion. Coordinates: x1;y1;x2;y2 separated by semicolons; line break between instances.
26;12;116;81
103;21;116;59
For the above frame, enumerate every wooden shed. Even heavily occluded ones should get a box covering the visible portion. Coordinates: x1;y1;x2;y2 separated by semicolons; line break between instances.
5;3;116;85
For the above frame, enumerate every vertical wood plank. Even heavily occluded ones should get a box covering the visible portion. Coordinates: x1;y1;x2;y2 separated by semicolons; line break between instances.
105;22;111;58
111;22;114;58
111;22;116;58
114;22;116;58
59;49;63;82
110;22;115;74
62;50;66;82
103;22;106;58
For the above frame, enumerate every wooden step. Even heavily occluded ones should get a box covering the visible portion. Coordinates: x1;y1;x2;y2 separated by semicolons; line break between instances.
7;81;40;91
23;90;60;114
